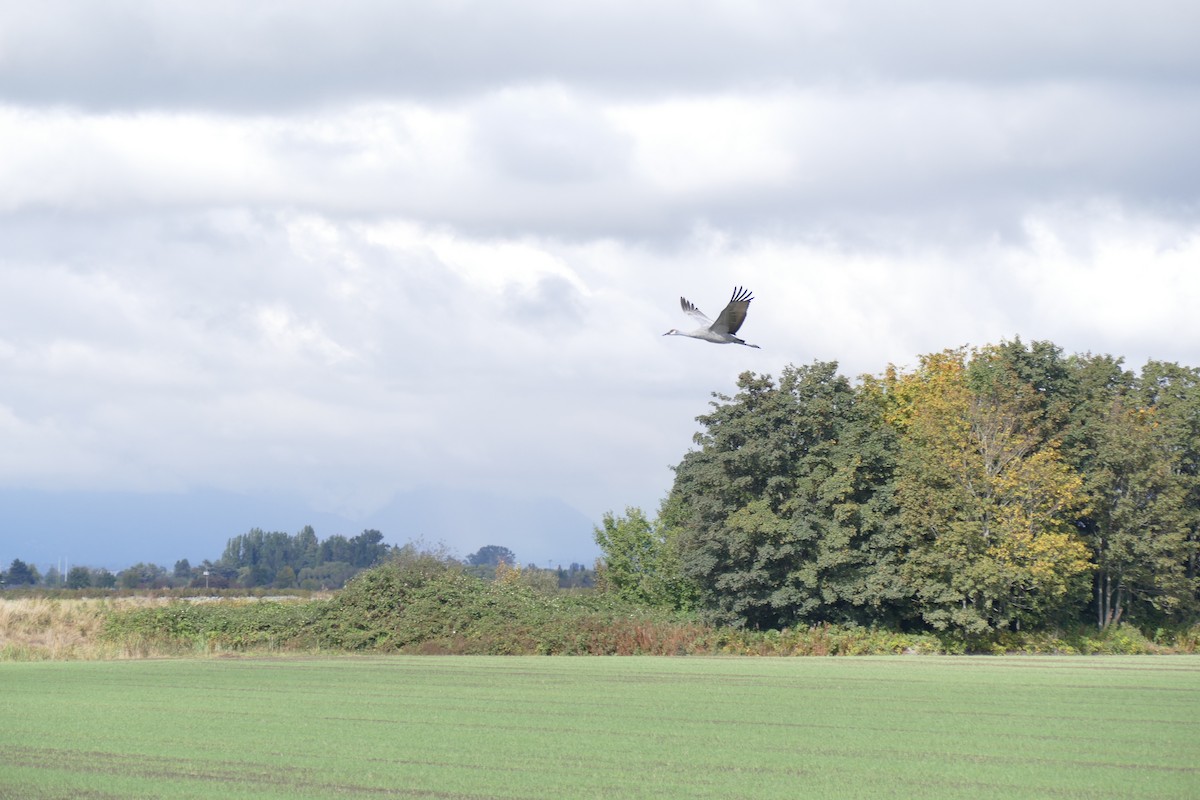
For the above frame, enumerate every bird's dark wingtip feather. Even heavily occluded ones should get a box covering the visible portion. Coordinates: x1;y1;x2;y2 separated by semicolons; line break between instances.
730;286;754;303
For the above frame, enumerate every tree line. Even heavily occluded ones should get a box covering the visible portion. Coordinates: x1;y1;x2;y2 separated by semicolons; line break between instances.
0;527;389;591
2;528;594;592
595;339;1199;637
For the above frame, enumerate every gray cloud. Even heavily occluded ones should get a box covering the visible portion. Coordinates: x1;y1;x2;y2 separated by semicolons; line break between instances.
3;81;1197;247
3;2;1198;110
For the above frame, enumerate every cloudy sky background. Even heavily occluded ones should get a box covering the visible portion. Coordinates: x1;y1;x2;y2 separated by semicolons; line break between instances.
3;1;1199;568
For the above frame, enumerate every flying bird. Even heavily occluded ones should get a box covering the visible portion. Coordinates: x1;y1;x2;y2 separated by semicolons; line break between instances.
664;286;761;348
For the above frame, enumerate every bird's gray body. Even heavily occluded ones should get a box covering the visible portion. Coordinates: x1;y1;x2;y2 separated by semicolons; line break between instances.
664;286;761;348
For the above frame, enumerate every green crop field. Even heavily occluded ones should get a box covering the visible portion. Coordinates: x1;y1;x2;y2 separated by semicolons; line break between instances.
1;656;1198;799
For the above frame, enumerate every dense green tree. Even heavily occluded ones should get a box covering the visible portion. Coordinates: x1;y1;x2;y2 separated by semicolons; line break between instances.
318;534;350;565
66;566;92;589
1057;352;1131;476
1085;397;1188;627
118;563;170;590
316;529;390;570
1138;361;1200;617
92;568;117;589
991;337;1077;437
239;564;273;588
467;545;517;567
219;526;389;586
594;506;694;608
274;565;297;589
348;530;389;569
295;525;320;570
4;559;39;586
668;362;903;628
1054;355;1198;627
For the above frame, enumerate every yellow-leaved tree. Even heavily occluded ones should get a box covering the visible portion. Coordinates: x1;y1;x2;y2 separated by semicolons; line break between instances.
878;347;1092;635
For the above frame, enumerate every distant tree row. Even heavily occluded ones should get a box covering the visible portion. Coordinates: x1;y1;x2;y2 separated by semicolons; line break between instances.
3;534;594;592
0;529;395;592
201;526;393;589
596;340;1200;637
2;558;154;590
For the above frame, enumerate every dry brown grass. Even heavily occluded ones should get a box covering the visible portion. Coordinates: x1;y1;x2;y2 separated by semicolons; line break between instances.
0;596;173;660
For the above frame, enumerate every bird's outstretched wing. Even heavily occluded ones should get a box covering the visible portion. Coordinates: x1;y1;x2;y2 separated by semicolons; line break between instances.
711;286;753;335
679;297;712;328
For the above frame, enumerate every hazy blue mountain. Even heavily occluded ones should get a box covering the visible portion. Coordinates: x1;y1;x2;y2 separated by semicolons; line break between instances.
0;487;599;574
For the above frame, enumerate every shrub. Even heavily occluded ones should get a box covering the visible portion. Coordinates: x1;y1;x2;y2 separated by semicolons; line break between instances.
84;555;1198;658
102;599;321;654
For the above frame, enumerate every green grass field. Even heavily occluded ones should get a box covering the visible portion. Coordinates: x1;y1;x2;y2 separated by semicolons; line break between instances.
2;656;1197;799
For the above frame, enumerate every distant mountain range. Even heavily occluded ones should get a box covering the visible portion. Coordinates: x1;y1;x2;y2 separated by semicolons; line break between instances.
0;487;601;573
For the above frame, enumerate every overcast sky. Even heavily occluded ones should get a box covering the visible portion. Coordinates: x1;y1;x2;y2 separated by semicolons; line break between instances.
3;2;1199;560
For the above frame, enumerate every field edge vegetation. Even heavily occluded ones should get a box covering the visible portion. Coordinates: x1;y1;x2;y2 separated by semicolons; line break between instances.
5;552;1198;661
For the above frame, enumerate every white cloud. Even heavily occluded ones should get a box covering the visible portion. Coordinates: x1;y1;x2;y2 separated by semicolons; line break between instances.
1008;203;1200;363
609;94;797;196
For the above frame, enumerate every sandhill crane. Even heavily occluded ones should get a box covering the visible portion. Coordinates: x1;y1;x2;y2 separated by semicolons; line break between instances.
663;286;761;348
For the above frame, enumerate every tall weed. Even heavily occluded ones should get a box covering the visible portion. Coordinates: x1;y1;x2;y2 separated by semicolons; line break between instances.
0;598;162;660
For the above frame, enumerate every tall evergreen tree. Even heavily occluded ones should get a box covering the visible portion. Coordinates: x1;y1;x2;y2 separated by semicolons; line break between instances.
5;559;39;586
295;525;320;570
